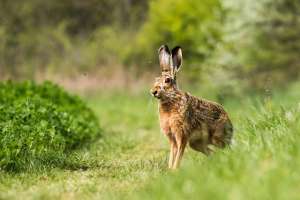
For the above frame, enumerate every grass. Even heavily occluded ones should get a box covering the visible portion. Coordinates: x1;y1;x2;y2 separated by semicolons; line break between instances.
1;84;300;200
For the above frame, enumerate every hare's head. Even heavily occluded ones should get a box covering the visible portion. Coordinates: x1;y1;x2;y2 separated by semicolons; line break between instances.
150;45;182;100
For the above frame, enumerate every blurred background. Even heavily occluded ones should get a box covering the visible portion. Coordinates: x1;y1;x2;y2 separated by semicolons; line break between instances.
0;0;299;98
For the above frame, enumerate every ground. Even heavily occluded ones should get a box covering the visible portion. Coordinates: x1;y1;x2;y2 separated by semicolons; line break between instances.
1;85;300;200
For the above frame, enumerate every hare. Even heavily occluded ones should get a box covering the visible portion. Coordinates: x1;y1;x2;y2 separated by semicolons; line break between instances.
150;45;233;169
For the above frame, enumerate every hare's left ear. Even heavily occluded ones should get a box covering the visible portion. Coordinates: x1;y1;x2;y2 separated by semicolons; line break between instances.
171;46;182;74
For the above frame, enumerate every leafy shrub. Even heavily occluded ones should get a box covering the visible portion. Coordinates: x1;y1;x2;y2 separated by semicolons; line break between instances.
0;81;101;171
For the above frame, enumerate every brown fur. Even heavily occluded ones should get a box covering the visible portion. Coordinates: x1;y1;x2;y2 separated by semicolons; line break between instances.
151;45;233;169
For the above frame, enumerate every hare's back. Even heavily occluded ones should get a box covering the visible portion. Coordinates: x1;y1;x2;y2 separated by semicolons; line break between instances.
187;94;229;123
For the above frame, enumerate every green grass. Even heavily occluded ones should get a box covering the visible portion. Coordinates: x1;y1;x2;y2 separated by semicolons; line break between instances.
1;85;300;200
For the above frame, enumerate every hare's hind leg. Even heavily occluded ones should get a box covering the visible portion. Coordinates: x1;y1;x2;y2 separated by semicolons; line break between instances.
189;128;211;155
189;139;211;155
212;120;233;148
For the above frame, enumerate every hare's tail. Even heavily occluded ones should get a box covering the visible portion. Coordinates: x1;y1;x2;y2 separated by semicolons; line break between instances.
224;120;234;145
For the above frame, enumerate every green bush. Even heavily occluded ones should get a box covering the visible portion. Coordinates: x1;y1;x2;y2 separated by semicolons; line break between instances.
0;81;101;171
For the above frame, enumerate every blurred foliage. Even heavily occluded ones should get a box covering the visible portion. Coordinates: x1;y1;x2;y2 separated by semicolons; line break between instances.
0;81;101;171
0;0;147;77
219;0;300;90
246;0;300;89
0;0;299;92
128;0;224;67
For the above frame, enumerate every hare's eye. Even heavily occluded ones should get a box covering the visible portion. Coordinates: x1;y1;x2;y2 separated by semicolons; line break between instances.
165;78;171;83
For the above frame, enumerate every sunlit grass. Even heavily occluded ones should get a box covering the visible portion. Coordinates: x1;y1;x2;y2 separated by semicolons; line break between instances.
1;87;300;199
132;103;300;200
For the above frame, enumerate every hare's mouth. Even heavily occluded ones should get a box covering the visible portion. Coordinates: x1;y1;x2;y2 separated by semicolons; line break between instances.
153;93;161;99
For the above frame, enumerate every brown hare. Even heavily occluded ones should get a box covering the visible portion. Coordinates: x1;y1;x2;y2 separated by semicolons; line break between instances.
150;45;233;169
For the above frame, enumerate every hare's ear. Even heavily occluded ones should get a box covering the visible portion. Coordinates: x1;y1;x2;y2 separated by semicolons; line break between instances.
158;45;171;73
171;46;182;73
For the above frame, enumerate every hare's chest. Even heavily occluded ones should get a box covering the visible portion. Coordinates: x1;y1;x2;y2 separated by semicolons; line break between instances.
159;111;184;135
159;111;171;134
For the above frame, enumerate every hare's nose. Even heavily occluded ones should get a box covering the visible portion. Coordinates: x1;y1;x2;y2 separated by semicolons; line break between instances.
152;90;158;96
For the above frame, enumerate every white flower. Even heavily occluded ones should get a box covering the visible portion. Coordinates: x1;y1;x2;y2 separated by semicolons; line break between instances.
285;111;293;121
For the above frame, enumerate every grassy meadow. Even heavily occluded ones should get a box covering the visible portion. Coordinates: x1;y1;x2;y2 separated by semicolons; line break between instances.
1;0;300;199
1;82;300;200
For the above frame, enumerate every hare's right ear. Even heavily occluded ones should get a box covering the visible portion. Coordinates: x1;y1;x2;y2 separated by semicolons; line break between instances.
158;45;171;73
171;46;182;73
